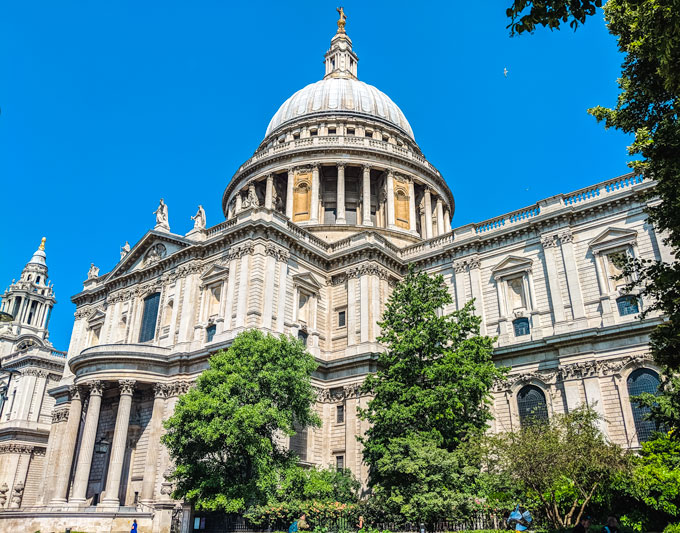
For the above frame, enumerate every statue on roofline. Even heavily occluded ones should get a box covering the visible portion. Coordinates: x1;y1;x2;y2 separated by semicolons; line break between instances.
191;205;206;230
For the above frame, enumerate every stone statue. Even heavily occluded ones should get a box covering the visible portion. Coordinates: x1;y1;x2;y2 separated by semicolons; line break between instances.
191;205;206;230
9;481;23;509
154;198;170;230
87;263;100;280
242;183;259;209
337;6;347;33
120;241;130;260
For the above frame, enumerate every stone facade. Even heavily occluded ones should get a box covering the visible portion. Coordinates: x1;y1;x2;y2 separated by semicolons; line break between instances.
1;13;671;533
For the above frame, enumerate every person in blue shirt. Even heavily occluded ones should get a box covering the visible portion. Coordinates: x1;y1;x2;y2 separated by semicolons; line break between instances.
131;518;138;533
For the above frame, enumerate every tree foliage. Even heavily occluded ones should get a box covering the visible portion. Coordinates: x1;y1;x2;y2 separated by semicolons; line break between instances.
484;407;629;529
359;267;504;522
162;330;319;512
506;0;680;435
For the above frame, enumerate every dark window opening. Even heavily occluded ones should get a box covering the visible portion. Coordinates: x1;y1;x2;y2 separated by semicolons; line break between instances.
627;368;661;442
338;310;346;328
328;127;336;134
298;330;308;346
139;292;161;343
517;385;549;426
310;129;318;137
336;455;344;471
206;324;217;343
513;317;530;337
347;128;355;135
337;404;344;423
617;295;639;316
293;133;300;140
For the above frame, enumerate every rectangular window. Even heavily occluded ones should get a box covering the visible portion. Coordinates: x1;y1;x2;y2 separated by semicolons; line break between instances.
347;128;355;135
336;455;344;471
328;127;336;134
513;317;531;337
310;129;318;136
139;292;161;343
206;324;217;342
337;404;344;423
338;310;346;328
293;133;300;140
617;296;639;316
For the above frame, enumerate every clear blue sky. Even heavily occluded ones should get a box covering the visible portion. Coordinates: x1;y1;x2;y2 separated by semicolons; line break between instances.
0;1;631;350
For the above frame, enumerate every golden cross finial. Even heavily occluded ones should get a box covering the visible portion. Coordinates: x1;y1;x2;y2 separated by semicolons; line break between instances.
337;7;347;33
39;237;46;251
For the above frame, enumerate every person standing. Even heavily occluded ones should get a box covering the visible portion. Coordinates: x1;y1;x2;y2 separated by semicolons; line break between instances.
603;516;620;533
131;518;138;533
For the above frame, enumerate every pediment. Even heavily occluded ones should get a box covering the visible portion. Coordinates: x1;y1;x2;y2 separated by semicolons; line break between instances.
589;227;637;252
86;308;106;325
200;263;229;284
106;231;192;281
491;255;533;278
292;271;323;291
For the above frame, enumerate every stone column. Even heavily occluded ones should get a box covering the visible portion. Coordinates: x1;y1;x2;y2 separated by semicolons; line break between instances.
49;385;83;505
346;272;358;346
435;197;444;237
276;257;289;333
286;169;294;219
264;174;274;210
310;163;320;223
408;180;417;233
336;163;346;224
360;271;370;343
444;208;452;232
386;171;395;229
362;165;372;226
70;380;104;504
141;383;167;504
101;379;135;507
235;192;242;214
424;189;433;239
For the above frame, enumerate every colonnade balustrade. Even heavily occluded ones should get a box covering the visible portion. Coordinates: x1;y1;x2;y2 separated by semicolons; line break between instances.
231;162;452;238
48;379;175;508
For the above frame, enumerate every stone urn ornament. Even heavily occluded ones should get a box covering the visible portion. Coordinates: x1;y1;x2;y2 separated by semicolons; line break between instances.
9;481;24;509
0;482;8;508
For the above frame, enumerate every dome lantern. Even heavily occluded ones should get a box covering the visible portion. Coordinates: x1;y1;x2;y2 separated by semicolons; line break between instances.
324;8;358;80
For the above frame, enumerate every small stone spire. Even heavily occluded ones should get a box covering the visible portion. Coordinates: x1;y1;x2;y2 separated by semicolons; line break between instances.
324;8;358;80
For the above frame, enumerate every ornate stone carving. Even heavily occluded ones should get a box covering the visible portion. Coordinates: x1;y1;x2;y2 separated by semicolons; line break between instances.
144;244;168;266
0;483;8;508
315;384;364;403
153;383;169;398
21;368;48;378
160;467;175;497
118;379;136;396
0;444;35;454
52;408;69;423
120;241;131;260
69;385;82;401
541;234;559;248
166;381;191;397
265;244;290;262
89;380;104;396
559;230;574;244
9;481;24;509
242;183;260;209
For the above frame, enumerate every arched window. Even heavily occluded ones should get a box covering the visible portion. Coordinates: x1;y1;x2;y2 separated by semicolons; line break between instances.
293;182;311;222
206;324;217;343
297;330;308;346
139;292;160;343
513;317;530;337
627;368;660;443
617;295;639;316
517;385;549;426
395;189;410;229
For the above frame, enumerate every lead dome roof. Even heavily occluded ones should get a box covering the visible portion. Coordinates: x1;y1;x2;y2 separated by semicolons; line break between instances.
265;78;415;141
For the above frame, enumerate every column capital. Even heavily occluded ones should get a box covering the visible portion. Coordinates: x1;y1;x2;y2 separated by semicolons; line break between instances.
311;161;321;170
69;385;83;401
89;380;104;397
362;164;371;173
118;379;136;396
287;167;295;176
153;383;168;399
336;162;346;170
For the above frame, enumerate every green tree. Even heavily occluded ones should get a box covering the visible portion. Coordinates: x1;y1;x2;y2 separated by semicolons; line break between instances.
162;330;319;512
359;267;504;522
485;407;629;529
506;0;680;436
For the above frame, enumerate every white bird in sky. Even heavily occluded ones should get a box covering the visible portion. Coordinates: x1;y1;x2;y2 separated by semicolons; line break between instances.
504;67;508;77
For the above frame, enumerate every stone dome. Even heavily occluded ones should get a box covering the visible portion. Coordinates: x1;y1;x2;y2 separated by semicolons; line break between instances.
265;78;415;141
